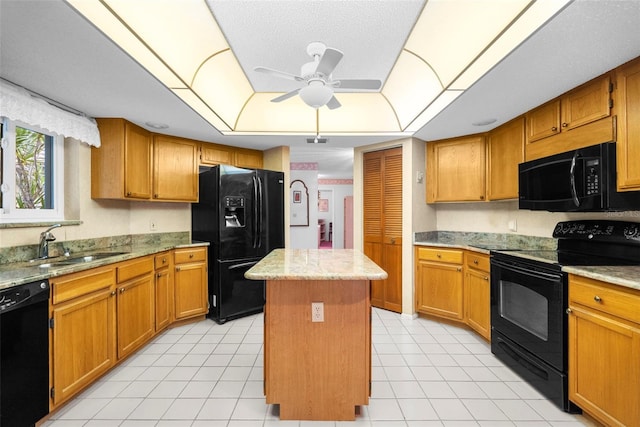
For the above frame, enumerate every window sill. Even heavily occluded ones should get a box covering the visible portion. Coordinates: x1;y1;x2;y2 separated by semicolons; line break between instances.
0;220;82;230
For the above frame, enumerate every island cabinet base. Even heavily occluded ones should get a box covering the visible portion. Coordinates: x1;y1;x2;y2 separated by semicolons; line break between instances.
264;279;371;421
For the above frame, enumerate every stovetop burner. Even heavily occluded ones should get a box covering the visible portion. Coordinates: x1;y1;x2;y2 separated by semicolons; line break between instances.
494;220;640;267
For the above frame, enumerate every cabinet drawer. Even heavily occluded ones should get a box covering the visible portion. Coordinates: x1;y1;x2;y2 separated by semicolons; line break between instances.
417;247;463;264
465;252;490;272
52;266;115;304
154;252;171;269
117;256;154;283
569;274;640;324
174;247;207;264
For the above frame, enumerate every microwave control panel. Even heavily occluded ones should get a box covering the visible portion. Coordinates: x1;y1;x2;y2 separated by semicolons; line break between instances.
585;158;600;195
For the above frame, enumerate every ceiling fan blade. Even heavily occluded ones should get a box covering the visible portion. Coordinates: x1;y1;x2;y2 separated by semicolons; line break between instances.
326;96;341;110
254;66;304;82
333;79;382;90
270;89;300;103
315;48;343;76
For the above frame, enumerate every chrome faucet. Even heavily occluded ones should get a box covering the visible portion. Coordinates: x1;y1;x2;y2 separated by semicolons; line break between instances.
38;224;61;259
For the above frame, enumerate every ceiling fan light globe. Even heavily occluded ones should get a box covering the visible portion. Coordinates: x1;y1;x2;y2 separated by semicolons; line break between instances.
299;83;333;108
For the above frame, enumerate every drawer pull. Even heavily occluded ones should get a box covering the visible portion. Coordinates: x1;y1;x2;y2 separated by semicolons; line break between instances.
594;295;602;303
473;259;479;264
437;254;442;258
189;254;194;259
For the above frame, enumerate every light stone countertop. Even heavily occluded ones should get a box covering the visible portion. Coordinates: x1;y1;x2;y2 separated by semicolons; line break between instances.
0;241;209;290
245;249;388;281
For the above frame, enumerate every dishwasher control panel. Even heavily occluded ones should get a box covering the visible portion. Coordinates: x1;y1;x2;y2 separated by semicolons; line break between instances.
0;280;49;313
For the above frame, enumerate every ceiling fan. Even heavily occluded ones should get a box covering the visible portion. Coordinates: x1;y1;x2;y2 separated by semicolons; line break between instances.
254;42;382;109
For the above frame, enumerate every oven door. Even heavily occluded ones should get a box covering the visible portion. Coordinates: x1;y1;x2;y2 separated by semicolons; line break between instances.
490;256;566;371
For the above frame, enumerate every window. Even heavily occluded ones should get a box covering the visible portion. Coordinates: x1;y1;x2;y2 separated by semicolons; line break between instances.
1;118;64;222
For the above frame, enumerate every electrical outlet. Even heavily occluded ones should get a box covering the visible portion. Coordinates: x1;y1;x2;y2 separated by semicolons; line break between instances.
149;219;157;231
311;302;324;322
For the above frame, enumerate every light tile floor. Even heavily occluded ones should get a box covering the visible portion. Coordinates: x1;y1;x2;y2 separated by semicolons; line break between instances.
43;308;599;427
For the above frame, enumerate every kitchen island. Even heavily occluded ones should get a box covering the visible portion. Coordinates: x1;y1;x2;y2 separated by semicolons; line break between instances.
245;249;387;421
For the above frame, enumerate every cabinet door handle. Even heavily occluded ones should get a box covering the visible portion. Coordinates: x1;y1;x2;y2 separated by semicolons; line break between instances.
483;276;489;281
176;267;181;272
126;192;132;196
594;295;602;303
562;122;569;128
551;126;558;132
119;288;125;294
110;291;116;297
566;308;572;314
456;267;462;272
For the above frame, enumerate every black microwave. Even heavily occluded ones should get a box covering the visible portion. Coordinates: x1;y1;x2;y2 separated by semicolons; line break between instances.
519;142;640;212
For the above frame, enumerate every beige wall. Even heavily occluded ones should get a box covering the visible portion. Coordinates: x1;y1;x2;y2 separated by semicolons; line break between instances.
0;139;191;248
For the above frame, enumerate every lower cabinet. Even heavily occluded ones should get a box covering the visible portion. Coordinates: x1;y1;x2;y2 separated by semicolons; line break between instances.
174;247;208;320
415;247;464;320
568;274;640;427
50;247;208;411
154;252;173;331
415;246;491;341
464;252;491;340
50;266;116;408
115;256;155;359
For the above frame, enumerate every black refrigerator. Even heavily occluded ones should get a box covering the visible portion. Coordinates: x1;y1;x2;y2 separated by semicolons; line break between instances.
192;165;284;324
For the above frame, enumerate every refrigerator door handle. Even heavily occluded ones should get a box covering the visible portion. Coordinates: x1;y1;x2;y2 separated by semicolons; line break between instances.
256;176;263;248
252;175;259;248
228;260;259;270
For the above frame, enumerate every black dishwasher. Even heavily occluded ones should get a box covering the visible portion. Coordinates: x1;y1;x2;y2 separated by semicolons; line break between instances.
1;279;50;427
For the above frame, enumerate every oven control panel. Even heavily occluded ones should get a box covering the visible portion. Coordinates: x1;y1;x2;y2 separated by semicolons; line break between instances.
554;220;640;244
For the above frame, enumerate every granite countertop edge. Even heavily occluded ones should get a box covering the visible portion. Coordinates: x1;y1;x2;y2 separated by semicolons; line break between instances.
0;241;209;290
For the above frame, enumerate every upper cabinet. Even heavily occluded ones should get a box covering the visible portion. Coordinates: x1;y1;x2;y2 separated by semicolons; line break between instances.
93;118;152;200
615;56;640;191
153;135;198;202
93;119;198;202
525;74;614;161
427;135;486;203
199;144;263;169
487;116;525;201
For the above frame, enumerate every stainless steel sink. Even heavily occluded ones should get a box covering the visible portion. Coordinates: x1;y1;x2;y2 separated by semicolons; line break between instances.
37;252;128;268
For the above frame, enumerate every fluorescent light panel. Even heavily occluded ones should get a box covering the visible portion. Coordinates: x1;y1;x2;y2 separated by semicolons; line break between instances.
65;0;571;137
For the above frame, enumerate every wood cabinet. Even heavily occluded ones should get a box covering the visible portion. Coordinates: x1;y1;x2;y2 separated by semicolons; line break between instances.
487;117;524;200
174;247;208;320
154;252;173;331
615;56;640;191
200;143;264;169
93;118;198;202
200;142;235;166
152;135;198;202
464;252;491;340
426;135;486;202
115;256;155;359
363;147;403;313
525;75;614;160
234;147;264;169
50;266;116;408
415;247;464;320
92;118;152;200
568;274;640;427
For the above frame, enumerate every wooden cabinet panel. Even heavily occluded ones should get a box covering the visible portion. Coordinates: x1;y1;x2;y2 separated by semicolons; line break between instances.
154;252;173;331
363;148;402;313
200;143;235;166
234;147;264;169
174;247;208;320
427;135;486;202
526;100;560;143
464;252;490;341
417;247;463;264
562;76;611;131
615;56;640;190
568;274;640;427
153;135;198;201
92;118;151;200
116;272;155;359
416;259;463;320
487;116;524;200
51;271;116;408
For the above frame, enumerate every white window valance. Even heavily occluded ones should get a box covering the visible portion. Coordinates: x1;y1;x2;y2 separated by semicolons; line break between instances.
0;81;101;147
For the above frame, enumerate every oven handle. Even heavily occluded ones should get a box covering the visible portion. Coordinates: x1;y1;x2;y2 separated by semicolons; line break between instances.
569;151;581;208
491;259;562;281
228;260;259;270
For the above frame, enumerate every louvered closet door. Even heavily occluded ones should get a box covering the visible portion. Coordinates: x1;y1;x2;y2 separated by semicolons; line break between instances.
363;147;403;313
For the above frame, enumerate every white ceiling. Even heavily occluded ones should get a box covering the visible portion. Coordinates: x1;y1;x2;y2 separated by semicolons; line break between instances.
1;0;640;179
